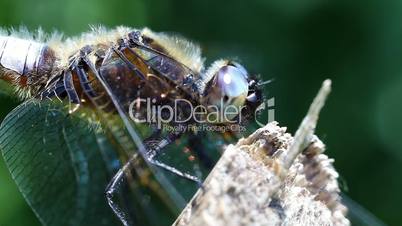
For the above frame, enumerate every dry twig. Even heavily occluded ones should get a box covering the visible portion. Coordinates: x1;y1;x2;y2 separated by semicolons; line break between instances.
173;79;350;226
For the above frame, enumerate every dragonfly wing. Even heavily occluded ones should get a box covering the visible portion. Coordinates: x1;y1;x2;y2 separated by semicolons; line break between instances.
88;47;200;225
0;100;120;226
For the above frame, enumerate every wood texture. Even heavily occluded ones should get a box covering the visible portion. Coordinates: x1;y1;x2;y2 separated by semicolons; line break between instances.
173;80;350;226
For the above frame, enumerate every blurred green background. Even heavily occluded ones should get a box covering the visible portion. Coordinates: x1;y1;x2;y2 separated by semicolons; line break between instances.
0;0;401;225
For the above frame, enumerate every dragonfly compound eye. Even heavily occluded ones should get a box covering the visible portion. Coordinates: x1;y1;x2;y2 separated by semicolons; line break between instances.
203;64;249;123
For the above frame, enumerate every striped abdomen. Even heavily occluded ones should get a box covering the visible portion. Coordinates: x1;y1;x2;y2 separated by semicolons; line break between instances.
0;36;56;89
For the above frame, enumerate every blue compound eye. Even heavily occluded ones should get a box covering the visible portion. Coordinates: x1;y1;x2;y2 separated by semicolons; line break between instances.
216;65;249;104
230;62;248;79
203;64;249;123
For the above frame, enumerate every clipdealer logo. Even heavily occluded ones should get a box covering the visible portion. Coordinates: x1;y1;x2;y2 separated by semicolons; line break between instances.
128;97;275;131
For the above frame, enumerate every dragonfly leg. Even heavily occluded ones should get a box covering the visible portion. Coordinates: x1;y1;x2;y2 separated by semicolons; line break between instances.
106;132;201;226
63;70;81;113
144;132;202;184
75;65;97;98
147;157;202;184
105;157;135;226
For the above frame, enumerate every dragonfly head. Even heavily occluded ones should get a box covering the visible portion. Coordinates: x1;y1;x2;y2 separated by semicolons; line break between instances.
202;60;263;124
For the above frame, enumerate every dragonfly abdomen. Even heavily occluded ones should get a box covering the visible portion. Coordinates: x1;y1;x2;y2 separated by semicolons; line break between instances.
0;35;56;91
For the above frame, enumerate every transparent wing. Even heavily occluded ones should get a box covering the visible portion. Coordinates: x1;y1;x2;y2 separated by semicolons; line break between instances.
127;33;202;100
88;47;202;225
96;44;241;173
0;100;120;226
0;97;197;226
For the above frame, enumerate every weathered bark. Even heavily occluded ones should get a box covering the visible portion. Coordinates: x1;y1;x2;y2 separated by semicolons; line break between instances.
173;80;350;226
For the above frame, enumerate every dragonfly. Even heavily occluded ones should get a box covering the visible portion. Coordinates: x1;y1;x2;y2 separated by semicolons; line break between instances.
0;26;264;226
0;27;388;226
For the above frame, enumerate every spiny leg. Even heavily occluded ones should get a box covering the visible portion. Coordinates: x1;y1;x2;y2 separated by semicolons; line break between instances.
71;55;138;225
105;132;199;226
39;78;66;102
143;131;202;184
116;42;206;182
77;46;204;182
103;46;201;182
76;64;97;98
63;70;81;113
74;48;202;223
102;122;201;225
147;158;201;184
105;157;135;226
142;131;205;183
